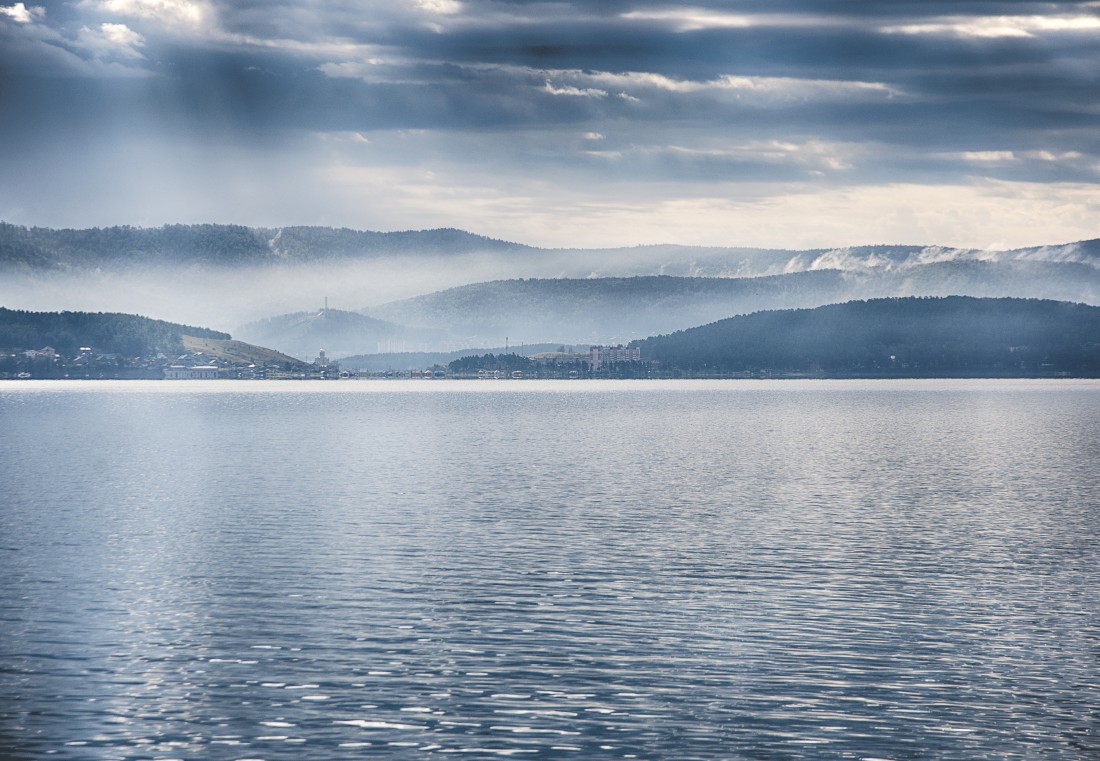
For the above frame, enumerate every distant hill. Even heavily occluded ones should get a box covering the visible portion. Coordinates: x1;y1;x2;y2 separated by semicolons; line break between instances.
0;307;229;357
633;297;1100;376
234;308;448;360
0;223;532;270
266;226;534;259
369;272;855;346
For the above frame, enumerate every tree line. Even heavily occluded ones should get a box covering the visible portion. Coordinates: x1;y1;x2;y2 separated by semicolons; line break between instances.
633;297;1100;376
0;223;527;270
0;308;229;357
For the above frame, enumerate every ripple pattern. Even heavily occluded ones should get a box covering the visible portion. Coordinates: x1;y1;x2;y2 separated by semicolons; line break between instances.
1;380;1099;759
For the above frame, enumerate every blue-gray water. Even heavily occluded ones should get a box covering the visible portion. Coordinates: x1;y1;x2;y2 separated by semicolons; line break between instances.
2;379;1099;760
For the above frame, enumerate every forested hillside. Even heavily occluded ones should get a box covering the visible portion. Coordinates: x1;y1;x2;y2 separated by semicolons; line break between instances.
0;308;229;357
0;223;530;270
633;297;1100;376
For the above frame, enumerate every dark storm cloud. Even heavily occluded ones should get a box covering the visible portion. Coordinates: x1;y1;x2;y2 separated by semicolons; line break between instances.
0;0;1097;246
5;2;1097;140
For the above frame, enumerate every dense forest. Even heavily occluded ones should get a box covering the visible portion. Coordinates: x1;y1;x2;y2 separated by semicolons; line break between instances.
0;223;529;270
633;297;1100;376
338;344;573;372
0;308;229;357
448;353;536;374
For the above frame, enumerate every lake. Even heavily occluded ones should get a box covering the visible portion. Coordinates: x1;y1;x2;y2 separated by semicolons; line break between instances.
1;379;1098;759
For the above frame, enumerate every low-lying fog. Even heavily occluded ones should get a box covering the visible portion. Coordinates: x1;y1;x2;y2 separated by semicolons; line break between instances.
0;254;518;332
3;239;1099;357
0;245;815;331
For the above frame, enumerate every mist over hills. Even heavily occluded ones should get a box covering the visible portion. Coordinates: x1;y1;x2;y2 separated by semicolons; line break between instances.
3;221;1097;276
245;258;1100;360
235;308;451;361
364;260;1100;350
367;272;850;348
2;222;1098;347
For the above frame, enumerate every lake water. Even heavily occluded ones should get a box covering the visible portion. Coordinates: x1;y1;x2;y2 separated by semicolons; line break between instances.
2;379;1099;760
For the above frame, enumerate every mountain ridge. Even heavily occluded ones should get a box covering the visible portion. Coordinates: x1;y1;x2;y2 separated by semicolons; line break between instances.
0;223;534;270
3;221;1097;275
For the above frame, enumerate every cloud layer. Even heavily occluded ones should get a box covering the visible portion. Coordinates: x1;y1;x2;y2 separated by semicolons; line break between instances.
1;0;1097;247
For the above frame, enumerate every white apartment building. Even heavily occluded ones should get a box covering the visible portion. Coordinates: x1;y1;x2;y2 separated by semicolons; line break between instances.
589;344;641;370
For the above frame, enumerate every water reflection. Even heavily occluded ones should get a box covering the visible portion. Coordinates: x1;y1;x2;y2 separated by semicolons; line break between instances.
1;380;1098;758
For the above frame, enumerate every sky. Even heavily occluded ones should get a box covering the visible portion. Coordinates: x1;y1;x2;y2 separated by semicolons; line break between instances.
1;0;1098;249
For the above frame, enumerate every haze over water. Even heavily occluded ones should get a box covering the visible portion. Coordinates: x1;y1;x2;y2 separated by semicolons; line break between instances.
2;380;1099;759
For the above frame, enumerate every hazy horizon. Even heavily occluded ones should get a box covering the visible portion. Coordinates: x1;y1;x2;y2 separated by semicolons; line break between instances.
3;229;1100;337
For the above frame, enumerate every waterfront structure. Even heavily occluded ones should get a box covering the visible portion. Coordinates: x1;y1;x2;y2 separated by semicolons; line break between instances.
589;345;640;370
164;365;218;380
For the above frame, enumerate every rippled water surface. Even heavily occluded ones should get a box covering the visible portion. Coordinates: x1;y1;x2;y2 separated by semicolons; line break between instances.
2;379;1099;760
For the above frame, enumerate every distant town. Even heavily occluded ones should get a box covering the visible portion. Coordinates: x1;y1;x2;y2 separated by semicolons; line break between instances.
0;343;646;380
5;297;1100;380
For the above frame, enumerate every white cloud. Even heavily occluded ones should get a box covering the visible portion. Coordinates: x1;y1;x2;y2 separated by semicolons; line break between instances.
413;0;461;14
961;151;1016;162
316;56;414;84
313;139;1100;250
619;138;858;173
1025;150;1083;162
86;0;211;27
946;150;1087;164
621;8;755;32
0;10;151;77
75;22;146;60
314;60;897;104
543;80;607;98
882;15;1100;38
583;70;899;100
87;0;376;55
0;2;44;23
316;131;373;145
620;7;844;33
101;21;142;46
